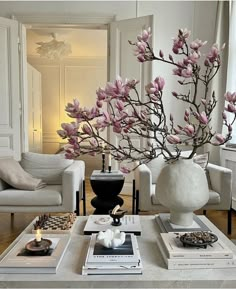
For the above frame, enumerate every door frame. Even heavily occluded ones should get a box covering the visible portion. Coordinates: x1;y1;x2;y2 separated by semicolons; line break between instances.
15;14;114;154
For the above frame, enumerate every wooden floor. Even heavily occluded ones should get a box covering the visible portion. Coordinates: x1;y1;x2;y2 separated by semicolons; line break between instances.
0;179;236;254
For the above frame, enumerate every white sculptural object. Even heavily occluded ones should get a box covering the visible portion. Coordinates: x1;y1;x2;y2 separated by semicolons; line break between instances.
97;229;126;248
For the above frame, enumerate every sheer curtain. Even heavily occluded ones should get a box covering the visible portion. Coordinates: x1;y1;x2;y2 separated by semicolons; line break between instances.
224;0;236;142
207;1;229;164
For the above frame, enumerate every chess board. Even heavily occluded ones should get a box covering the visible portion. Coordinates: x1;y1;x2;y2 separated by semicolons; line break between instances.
32;213;77;234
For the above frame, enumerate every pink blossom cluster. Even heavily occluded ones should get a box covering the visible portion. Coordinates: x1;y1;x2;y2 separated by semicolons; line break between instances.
58;27;236;170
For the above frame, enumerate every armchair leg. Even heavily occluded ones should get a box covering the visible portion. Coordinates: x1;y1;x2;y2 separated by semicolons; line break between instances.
11;213;14;217
135;189;140;215
83;180;86;216
203;210;207;215
75;190;80;216
228;209;232;235
132;180;135;215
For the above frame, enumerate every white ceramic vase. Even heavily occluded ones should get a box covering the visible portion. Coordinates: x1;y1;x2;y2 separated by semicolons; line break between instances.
156;158;209;226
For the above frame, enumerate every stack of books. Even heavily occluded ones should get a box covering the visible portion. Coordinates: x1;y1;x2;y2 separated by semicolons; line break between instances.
0;234;71;273
82;233;142;275
157;232;236;269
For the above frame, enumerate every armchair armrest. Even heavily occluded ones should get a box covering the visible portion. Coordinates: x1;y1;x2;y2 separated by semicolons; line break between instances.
207;163;232;209
134;164;153;211
62;160;85;212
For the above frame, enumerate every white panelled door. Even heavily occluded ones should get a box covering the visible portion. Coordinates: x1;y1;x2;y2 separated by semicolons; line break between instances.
109;16;153;193
27;63;42;153
0;17;21;160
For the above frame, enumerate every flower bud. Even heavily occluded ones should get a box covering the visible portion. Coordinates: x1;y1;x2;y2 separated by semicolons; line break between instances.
172;91;178;97
169;54;173;62
159;50;164;58
222;111;227;120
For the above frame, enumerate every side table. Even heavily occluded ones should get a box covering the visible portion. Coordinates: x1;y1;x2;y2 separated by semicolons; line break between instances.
90;170;125;214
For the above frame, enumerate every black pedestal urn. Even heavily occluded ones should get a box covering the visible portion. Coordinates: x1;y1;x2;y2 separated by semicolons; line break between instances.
90;170;125;214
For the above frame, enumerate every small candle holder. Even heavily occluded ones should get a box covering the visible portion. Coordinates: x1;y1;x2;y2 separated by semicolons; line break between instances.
25;238;52;255
101;153;105;173
109;209;126;226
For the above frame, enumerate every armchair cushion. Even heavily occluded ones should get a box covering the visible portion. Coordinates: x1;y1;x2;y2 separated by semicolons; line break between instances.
0;185;62;206
0;158;45;190
20;152;73;185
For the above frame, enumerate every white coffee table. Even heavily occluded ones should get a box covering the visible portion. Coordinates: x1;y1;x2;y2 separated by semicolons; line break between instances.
0;215;236;288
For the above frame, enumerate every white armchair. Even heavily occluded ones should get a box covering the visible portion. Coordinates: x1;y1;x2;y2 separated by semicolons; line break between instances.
133;157;232;234
0;152;86;215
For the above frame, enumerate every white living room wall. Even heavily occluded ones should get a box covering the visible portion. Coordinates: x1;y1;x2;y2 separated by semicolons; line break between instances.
0;1;218;129
27;56;107;154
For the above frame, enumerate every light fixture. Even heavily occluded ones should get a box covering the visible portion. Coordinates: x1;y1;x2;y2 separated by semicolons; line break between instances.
36;33;72;60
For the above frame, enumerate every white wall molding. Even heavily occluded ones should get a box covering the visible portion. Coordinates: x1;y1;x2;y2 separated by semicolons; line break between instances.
13;14;115;27
29;56;107;150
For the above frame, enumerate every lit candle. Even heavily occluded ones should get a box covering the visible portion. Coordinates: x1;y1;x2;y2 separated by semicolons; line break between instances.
35;229;42;242
108;153;112;167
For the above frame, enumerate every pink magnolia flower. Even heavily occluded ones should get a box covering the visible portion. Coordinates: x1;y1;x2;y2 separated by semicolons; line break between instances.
137;27;151;42
82;124;92;136
225;103;236;113
224;91;236;103
206;44;220;63
115;100;125;111
120;166;131;174
167;135;181;144
183;124;195;136
190;39;207;50
198;111;208;125
214;133;225;144
181;65;193;78
96;87;107;100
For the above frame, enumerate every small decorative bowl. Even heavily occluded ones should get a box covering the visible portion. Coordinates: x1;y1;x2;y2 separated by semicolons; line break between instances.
109;209;126;226
180;231;218;249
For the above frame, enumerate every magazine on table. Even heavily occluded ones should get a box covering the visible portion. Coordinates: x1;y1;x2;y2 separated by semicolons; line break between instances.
160;232;233;259
0;234;70;273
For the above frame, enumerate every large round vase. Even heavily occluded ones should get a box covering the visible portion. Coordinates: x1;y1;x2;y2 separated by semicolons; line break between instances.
156;158;209;226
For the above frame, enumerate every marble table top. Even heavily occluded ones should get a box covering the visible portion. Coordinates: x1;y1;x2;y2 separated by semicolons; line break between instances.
0;215;236;288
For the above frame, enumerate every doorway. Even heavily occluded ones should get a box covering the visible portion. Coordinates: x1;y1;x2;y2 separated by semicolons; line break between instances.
26;26;108;155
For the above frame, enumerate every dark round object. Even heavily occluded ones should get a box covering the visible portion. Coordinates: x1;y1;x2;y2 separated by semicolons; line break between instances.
25;238;52;254
109;209;126;226
90;179;124;198
91;196;124;214
180;232;218;249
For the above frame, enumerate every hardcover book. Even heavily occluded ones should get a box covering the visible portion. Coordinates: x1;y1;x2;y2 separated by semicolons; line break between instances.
83;215;142;236
156;235;236;269
0;234;70;274
82;233;142;275
160;232;233;259
82;263;143;275
155;213;210;233
85;233;141;266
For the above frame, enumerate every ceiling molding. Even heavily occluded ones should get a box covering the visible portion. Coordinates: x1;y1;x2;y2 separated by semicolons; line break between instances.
12;14;115;29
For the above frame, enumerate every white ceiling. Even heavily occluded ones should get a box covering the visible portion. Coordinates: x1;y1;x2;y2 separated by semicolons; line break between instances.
26;28;107;58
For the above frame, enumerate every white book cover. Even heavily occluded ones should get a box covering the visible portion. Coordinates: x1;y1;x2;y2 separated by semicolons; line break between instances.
83;215;142;236
85;233;141;266
157;235;236;270
0;234;70;274
160;232;233;259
